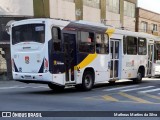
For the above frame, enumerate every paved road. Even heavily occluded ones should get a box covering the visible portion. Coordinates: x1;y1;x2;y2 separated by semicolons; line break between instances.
0;78;160;120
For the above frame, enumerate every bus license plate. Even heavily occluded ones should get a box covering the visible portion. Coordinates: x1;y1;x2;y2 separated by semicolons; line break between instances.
24;75;32;79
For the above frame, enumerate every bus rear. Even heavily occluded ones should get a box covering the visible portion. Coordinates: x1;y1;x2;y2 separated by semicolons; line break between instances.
11;19;52;84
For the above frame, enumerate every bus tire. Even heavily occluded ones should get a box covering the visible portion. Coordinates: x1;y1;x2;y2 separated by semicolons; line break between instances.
48;83;64;91
133;70;143;83
81;71;94;91
109;81;116;85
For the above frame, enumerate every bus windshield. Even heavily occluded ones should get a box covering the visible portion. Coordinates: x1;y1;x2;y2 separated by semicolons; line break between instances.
12;24;45;45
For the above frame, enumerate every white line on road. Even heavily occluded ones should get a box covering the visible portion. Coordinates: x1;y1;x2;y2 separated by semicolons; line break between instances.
139;88;160;93
31;86;48;88
103;85;139;91
0;86;48;90
120;86;155;92
0;86;19;89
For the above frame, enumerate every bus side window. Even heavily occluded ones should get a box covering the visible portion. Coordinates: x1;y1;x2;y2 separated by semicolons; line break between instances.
52;27;61;52
123;36;127;54
138;38;147;55
127;36;137;55
96;34;109;54
96;34;102;53
79;31;95;53
104;34;109;54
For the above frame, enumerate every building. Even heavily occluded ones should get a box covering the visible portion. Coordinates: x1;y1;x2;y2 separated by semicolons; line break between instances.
33;0;137;31
0;0;33;79
136;7;160;36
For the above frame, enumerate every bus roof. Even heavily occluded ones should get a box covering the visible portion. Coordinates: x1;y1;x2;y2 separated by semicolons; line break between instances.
11;18;158;40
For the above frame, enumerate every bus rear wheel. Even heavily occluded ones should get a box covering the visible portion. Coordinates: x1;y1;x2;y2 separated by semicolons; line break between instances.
109;81;116;85
48;83;64;91
76;71;94;91
133;70;143;83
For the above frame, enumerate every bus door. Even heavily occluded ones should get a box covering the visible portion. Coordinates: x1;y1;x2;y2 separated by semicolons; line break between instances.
63;33;77;82
147;43;154;76
110;39;120;79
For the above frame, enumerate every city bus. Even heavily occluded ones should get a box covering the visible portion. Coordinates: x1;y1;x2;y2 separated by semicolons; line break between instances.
10;18;155;91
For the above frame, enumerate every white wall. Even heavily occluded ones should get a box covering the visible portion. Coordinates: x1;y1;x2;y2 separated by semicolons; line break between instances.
124;16;135;31
106;11;121;28
50;0;75;20
83;6;100;23
0;0;33;16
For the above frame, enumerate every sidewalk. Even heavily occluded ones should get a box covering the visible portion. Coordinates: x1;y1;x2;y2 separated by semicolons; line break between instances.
0;75;23;87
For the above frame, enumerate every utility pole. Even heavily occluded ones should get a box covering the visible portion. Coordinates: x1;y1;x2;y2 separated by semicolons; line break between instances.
75;0;83;20
120;0;124;28
33;0;50;18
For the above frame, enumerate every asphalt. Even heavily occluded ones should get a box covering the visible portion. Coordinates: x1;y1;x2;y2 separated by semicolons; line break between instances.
0;78;160;120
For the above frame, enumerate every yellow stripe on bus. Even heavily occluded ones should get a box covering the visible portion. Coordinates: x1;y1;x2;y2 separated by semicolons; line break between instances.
75;54;97;70
106;28;115;37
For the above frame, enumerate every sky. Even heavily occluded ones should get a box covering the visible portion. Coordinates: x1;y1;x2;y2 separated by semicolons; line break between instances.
138;0;160;13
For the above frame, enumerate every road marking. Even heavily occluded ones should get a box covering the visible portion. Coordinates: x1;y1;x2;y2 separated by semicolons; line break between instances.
139;88;160;93
103;85;139;91
0;86;48;90
144;94;160;100
30;86;48;88
120;86;155;92
0;86;19;89
119;92;152;104
102;95;119;102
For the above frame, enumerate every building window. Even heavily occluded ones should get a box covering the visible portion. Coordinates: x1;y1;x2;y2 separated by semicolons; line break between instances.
152;24;158;31
124;1;135;17
107;0;120;13
63;0;74;2
141;21;148;32
83;0;100;9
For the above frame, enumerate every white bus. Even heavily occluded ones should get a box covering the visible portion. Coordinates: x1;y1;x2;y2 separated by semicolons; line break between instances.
10;18;155;91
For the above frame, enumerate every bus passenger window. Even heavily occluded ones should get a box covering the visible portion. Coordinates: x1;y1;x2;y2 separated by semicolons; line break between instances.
96;34;109;54
123;36;127;54
104;34;109;54
52;27;61;52
79;31;95;53
96;34;101;53
126;36;137;55
138;38;147;55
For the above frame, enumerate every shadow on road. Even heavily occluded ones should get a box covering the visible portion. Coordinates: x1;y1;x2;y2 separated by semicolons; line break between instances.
15;78;160;95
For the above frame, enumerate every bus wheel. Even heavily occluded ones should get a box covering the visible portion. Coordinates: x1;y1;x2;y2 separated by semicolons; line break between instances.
133;70;143;83
48;83;64;91
81;71;94;91
109;81;116;85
